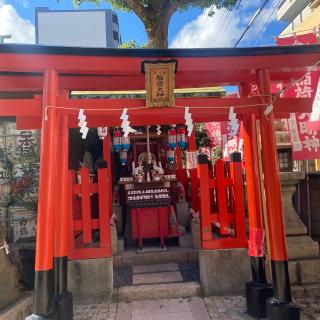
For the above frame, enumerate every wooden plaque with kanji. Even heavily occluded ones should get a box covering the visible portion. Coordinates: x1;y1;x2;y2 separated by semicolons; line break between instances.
145;62;175;107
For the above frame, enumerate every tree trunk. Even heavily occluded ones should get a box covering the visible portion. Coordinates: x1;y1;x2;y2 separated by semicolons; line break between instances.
146;19;169;49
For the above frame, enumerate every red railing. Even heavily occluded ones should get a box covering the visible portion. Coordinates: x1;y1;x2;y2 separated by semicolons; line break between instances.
69;166;111;260
197;152;247;250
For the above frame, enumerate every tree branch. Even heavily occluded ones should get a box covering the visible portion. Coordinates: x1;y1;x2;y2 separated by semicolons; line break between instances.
123;0;148;21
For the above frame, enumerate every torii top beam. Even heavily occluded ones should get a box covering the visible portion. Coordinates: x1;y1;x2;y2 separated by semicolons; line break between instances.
0;44;319;128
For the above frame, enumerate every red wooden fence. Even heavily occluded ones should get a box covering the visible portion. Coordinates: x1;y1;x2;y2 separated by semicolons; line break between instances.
197;152;247;250
69;166;111;260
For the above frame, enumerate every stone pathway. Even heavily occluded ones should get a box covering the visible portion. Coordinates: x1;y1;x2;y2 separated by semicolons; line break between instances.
74;296;320;320
114;262;199;288
75;263;320;320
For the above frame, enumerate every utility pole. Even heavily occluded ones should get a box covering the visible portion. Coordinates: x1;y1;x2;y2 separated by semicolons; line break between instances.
0;35;12;44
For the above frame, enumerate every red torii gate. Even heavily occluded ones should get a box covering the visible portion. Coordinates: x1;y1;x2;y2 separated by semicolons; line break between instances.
0;44;319;320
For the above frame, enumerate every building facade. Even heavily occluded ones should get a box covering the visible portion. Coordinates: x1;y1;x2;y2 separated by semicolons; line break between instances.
35;7;121;48
277;0;320;39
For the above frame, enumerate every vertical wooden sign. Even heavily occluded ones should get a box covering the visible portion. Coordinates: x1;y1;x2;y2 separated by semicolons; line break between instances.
143;61;176;108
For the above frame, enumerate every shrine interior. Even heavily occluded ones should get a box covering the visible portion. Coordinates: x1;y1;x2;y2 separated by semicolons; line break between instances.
69;123;199;251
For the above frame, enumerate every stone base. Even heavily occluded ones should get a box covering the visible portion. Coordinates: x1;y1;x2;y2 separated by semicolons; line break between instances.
0;246;22;309
199;249;251;296
0;293;32;320
68;257;113;304
54;291;73;320
112;205;122;235
245;281;273;318
266;298;300;320
175;202;190;228
286;235;319;260
289;258;320;285
179;233;192;248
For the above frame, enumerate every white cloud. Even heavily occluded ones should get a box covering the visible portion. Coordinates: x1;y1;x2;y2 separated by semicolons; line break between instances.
171;0;280;48
0;1;34;43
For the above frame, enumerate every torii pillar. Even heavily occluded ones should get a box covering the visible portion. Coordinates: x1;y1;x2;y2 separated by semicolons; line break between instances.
241;83;273;318
26;69;59;319
257;69;299;320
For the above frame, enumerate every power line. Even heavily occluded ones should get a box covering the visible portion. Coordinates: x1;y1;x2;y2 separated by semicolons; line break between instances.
214;0;242;47
194;6;214;47
250;0;283;46
181;7;193;45
234;0;270;47
208;9;229;47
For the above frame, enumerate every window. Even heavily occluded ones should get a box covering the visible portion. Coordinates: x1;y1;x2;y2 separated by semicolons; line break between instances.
113;31;119;41
112;14;118;25
278;149;293;172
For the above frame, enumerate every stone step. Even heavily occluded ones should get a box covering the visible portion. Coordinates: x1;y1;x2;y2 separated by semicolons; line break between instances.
115;282;201;302
289;258;320;285
133;271;183;285
132;263;179;275
292;284;320;299
115;248;198;268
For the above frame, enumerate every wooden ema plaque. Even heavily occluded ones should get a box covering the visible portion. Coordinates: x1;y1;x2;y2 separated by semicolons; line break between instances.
144;61;176;108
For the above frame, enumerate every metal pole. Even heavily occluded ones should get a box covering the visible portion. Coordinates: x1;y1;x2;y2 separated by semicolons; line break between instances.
306;160;312;236
297;161;301;217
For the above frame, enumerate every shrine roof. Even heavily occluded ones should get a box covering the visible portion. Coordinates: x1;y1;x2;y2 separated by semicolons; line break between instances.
0;44;319;91
0;43;319;58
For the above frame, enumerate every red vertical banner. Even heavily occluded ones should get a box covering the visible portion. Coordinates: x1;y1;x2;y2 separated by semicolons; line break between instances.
287;113;320;160
205;121;243;161
270;32;320;161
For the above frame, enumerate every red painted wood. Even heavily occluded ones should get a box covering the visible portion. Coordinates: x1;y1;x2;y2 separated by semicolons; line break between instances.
202;238;248;250
197;161;212;242
230;160;246;240
0;52;318;75
80;167;92;244
69;247;111;260
72;183;98;195
98;168;111;254
131;207;169;243
34;69;58;272
74;219;100;232
215;160;229;236
54;115;70;258
257;69;288;261
103;135;113;218
0;71;310;92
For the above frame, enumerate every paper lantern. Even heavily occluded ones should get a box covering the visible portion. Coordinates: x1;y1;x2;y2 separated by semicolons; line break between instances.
113;130;122;151
97;127;108;140
177;127;187;149
166;150;175;163
119;151;128;165
121;135;130;151
167;128;177;149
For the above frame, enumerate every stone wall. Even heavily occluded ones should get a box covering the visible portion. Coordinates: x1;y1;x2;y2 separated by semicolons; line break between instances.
0;121;40;244
0;121;40;302
297;173;320;240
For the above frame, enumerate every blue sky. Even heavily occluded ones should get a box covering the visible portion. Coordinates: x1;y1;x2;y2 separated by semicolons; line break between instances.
0;0;288;47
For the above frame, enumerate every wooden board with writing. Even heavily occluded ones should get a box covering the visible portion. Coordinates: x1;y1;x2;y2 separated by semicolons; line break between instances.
144;62;176;108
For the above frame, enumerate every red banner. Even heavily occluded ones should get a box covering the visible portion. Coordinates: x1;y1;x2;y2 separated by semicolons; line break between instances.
275;33;318;46
274;32;320;160
205;121;243;160
287;113;320;160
